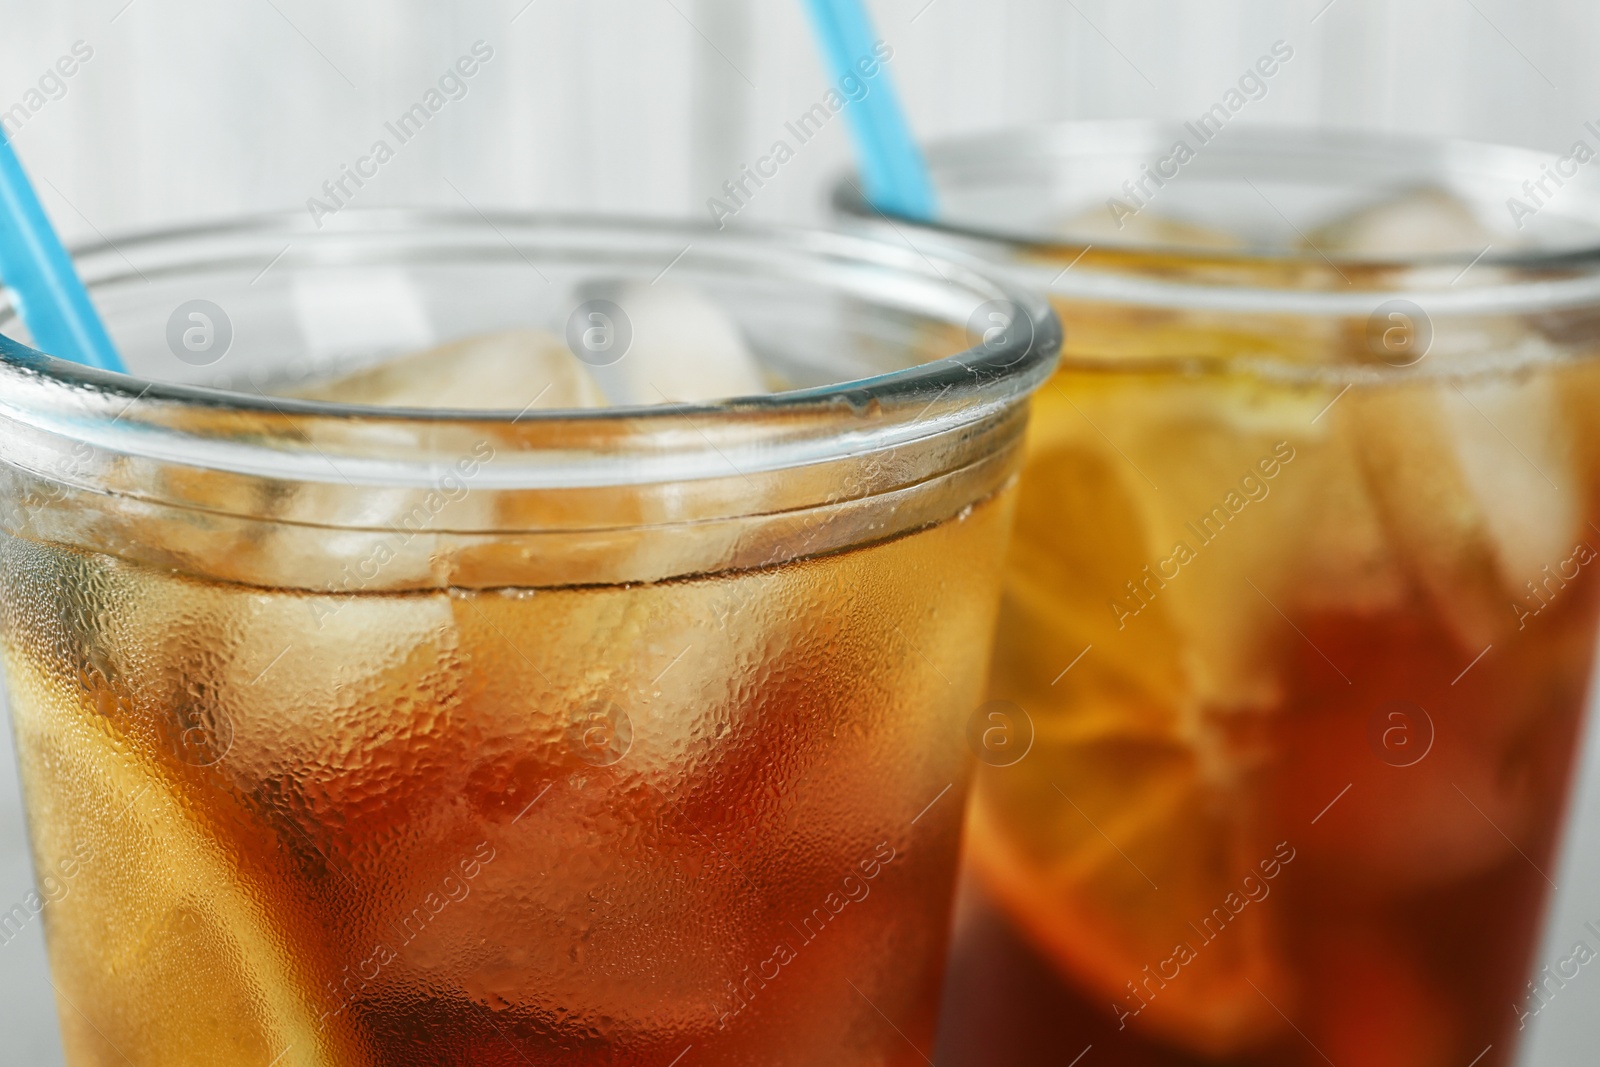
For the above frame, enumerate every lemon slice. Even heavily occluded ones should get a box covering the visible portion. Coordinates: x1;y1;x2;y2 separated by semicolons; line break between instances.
5;654;360;1067
974;394;1296;1057
966;689;1292;1058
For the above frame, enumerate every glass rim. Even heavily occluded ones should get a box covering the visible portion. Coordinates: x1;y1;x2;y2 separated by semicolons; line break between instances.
833;121;1600;319
0;211;1060;490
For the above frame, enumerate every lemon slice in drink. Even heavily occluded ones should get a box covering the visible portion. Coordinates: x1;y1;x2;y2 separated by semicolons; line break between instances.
971;421;1294;1058
6;656;358;1067
967;731;1290;1057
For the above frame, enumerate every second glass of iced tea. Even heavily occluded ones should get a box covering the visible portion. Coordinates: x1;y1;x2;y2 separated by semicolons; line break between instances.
841;123;1600;1067
0;214;1057;1066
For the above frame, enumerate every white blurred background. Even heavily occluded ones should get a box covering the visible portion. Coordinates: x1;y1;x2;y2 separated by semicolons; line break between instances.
1;0;1597;237
1;0;1599;1063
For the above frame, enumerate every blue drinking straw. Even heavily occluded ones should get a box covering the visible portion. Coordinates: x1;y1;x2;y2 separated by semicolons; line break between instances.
0;130;125;372
801;0;937;221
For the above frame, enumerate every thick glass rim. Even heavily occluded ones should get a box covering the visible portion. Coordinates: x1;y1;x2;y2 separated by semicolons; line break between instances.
833;122;1600;319
0;211;1060;489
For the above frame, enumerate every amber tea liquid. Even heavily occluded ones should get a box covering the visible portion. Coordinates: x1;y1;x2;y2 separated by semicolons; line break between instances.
2;490;1014;1067
943;277;1600;1067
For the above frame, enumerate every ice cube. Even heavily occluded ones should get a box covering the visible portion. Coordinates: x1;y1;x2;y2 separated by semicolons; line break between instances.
292;329;606;411
1449;369;1581;594
1347;385;1513;652
1306;187;1498;258
1347;363;1581;652
576;280;769;405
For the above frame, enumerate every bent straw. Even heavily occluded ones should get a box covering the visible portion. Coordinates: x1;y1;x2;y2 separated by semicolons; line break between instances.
0;129;124;372
801;0;937;221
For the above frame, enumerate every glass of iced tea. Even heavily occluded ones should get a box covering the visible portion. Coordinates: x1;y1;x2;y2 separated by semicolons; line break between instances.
0;213;1058;1066
839;123;1600;1067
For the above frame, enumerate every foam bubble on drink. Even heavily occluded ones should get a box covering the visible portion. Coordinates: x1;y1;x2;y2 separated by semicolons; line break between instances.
293;328;607;411
1306;187;1502;258
579;280;769;405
